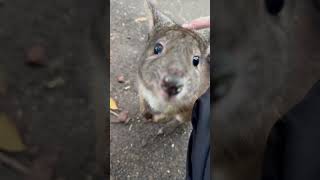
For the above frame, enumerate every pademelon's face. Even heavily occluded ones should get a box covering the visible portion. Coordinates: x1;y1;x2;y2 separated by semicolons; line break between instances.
138;1;209;108
212;0;320;160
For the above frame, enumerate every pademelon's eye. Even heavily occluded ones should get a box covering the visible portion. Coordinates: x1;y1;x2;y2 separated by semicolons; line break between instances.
193;56;200;66
265;0;284;15
154;43;163;54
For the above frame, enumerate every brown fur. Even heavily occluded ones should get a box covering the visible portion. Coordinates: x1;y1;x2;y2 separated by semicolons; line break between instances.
137;1;210;124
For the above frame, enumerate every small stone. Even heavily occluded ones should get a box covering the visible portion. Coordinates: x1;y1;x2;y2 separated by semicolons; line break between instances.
171;144;175;148
157;128;164;135
141;139;147;146
25;45;46;66
117;75;125;83
117;110;129;123
124;86;131;90
46;77;65;88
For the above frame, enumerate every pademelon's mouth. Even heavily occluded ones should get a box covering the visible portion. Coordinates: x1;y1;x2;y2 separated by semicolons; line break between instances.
213;72;235;104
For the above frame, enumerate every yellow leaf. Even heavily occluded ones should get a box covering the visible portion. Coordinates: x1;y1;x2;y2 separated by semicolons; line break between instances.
110;98;118;110
0;113;26;152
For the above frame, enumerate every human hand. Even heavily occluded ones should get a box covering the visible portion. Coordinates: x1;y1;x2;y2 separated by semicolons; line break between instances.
182;16;210;30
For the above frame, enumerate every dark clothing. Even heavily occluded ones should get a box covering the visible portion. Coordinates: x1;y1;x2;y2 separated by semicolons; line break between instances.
186;81;320;180
262;81;320;180
186;89;211;180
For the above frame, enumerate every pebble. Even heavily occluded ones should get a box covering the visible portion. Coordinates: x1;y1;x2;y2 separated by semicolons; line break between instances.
141;139;147;146
25;45;46;66
117;75;125;83
124;86;131;90
117;110;129;123
46;77;65;88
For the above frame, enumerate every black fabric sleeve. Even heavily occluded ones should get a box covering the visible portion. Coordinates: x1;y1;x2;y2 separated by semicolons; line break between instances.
262;81;320;180
186;88;211;180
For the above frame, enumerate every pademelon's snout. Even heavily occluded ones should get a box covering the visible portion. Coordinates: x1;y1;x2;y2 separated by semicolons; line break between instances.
160;75;183;97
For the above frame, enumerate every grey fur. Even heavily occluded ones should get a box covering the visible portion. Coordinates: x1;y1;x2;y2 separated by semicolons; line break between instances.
137;0;210;123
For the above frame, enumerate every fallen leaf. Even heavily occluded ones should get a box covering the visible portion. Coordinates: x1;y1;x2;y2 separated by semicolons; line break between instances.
118;110;129;123
134;17;147;23
0;113;26;152
110;110;129;124
110;98;118;110
25;45;46;66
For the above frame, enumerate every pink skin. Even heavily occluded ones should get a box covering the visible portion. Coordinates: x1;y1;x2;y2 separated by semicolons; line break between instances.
182;16;210;30
157;74;182;101
157;75;173;100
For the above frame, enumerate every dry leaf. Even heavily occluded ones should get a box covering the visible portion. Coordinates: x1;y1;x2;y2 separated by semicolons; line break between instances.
134;17;147;23
0;113;26;152
110;98;118;110
118;110;129;123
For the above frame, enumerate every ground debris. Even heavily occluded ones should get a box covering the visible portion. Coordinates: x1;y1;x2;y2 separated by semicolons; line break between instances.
24;146;61;180
117;75;125;83
111;110;129;124
25;45;47;66
46;77;65;89
134;17;147;23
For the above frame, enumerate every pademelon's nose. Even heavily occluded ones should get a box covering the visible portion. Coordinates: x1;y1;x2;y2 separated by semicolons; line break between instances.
161;75;183;97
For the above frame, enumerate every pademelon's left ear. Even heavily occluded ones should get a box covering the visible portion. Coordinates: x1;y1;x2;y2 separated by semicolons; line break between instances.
196;28;210;63
196;28;210;44
144;0;176;32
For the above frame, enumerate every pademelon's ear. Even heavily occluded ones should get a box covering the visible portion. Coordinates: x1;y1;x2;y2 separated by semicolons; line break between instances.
206;45;210;64
144;0;175;31
195;28;210;44
196;28;210;63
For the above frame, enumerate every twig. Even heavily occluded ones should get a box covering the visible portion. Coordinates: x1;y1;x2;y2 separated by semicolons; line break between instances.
110;110;119;117
0;151;30;175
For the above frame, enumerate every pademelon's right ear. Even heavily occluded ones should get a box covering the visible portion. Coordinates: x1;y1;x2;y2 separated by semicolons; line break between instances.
144;0;175;32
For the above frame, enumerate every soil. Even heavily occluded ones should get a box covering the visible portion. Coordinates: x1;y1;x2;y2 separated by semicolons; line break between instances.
0;0;107;179
110;0;209;179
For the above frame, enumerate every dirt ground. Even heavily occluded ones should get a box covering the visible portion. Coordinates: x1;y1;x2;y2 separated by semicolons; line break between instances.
0;0;106;179
110;0;209;179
